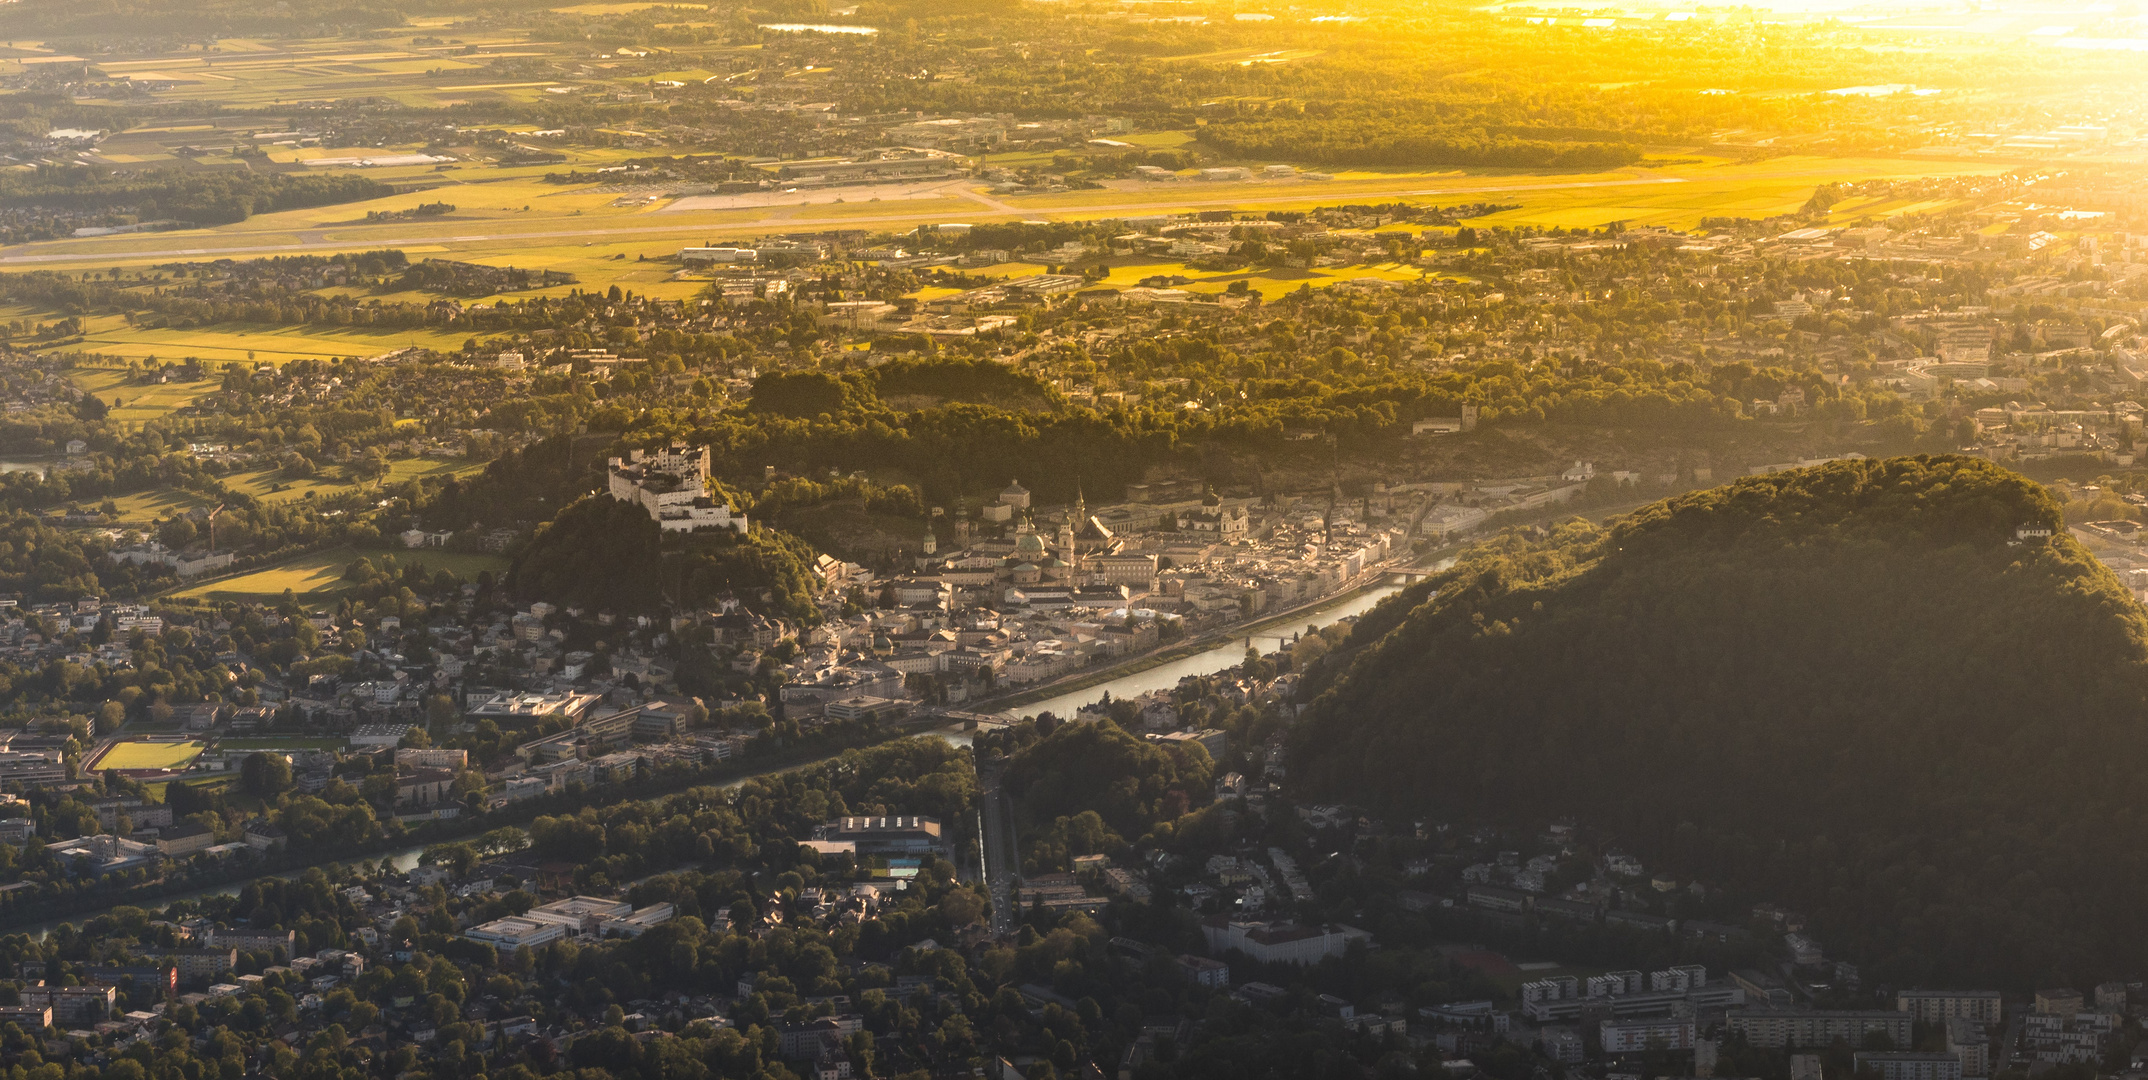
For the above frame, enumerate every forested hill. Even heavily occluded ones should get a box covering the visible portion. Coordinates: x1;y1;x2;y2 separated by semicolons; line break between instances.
1292;456;2148;988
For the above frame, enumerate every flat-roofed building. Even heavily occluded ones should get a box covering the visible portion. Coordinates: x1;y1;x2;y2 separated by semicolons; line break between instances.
171;948;237;984
203;928;294;958
0;1005;51;1029
525;896;632;932
681;247;758;264
468;692;604;725
156;822;213;857
1947;1017;1991;1077
2035;988;2084;1016
20;983;115;1026
1898;991;2003;1025
1198;917;1365;966
826;816;943;855
1601;1018;1695;1053
1729;1010;1910;1050
464;916;567;951
1855;1053;1963;1080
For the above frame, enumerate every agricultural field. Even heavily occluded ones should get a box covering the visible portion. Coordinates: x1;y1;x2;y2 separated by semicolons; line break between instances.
70;366;225;426
57;33;586;111
57;318;472;366
104;487;217;522
93;462;472;524
0;148;2006;353
169;545;509;602
0;152;2005;276
387;458;486;485
959;258;1427;301
222;468;366;504
89;740;206;771
202;457;483;507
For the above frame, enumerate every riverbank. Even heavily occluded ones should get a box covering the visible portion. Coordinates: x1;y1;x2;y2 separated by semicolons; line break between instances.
985;570;1409;714
1003;575;1413;721
0;722;943;939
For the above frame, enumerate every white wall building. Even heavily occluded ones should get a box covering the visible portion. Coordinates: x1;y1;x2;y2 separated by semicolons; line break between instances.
607;444;749;533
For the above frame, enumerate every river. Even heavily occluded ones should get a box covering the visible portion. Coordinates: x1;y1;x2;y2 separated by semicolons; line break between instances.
999;578;1407;721
10;578;1415;937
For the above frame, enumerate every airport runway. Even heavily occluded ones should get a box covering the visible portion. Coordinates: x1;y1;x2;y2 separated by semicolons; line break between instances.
0;175;1693;265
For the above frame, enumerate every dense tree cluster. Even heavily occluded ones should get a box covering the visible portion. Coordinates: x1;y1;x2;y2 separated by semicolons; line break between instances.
0;167;388;242
1003;722;1214;876
1290;455;2148;987
1202;117;1638;171
507;496;823;622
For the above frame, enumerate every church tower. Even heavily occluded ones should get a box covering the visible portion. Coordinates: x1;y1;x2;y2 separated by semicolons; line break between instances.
1065;481;1086;570
1058;509;1076;570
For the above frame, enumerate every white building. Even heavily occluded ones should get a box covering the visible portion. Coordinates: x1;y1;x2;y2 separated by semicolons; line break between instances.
681;247;759;263
464;916;567;951
607;444;749;533
1897;991;2003;1025
1198;917;1364;966
1601;1018;1696;1053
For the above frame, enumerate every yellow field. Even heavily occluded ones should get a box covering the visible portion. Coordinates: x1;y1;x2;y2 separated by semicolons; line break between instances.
106;487;215;520
388;457;487;484
102;469;472;517
550;1;706;11
170;545;510;601
70;367;225;425
92;740;205;771
957;259;1426;300
224;468;364;503
58;321;471;364
0;154;2009;274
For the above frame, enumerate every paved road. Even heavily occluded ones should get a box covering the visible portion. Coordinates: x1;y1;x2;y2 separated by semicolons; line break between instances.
0;175;1691;265
977;759;1019;937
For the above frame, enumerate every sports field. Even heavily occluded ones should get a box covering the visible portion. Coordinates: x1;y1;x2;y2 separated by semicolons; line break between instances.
169;545;509;601
91;740;206;771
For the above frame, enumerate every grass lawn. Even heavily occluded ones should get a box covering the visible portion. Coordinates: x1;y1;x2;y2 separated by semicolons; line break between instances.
144;777;233;802
215;736;349;751
224;467;362;504
92;740;205;770
387;457;486;484
70;366;224;426
106;487;217;521
951;258;1430;301
55;321;470;365
0;153;2007;277
169;545;509;601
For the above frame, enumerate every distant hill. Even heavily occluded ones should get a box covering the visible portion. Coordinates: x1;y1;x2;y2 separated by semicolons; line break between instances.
506;496;822;621
1293;456;2148;987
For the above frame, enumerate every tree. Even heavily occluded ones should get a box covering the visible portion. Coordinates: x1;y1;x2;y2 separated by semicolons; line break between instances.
239;752;293;799
159;518;197;549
